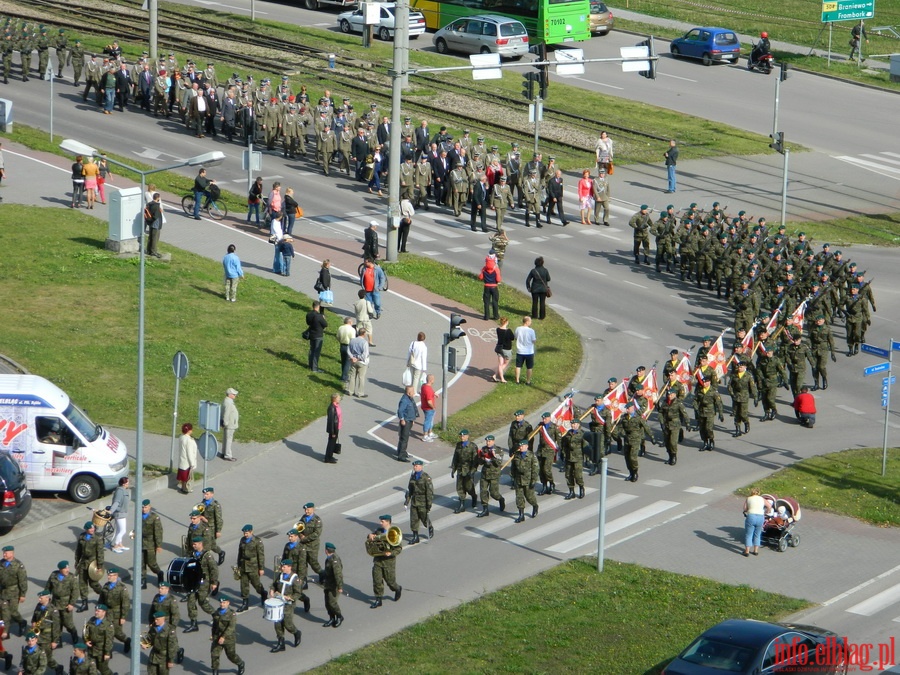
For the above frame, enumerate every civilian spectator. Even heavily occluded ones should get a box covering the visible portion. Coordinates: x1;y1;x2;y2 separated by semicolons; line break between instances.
792;385;816;428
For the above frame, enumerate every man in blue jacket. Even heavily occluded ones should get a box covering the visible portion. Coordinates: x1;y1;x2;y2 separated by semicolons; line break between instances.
396;386;419;463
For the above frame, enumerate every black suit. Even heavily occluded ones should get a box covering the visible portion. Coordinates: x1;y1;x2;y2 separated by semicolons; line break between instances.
432;156;449;205
363;226;379;260
376;122;391;145
351;135;369;181
113;68;131;110
138;70;153;110
546;176;568;225
470;181;488;232
414;126;430;155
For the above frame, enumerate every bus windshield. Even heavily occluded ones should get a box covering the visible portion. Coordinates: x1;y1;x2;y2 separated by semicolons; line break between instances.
63;402;102;443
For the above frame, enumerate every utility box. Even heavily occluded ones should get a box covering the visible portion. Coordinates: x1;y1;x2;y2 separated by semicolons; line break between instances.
0;98;12;132
106;186;143;254
891;54;900;83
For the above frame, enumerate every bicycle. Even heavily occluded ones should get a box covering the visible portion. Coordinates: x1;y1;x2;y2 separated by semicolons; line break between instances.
181;191;228;221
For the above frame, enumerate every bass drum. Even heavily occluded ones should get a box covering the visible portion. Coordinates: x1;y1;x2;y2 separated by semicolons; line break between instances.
167;557;202;593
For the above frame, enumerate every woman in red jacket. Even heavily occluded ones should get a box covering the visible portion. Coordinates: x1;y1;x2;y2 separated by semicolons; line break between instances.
479;256;502;321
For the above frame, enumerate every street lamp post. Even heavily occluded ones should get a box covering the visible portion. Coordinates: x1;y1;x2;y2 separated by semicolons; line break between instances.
59;140;224;675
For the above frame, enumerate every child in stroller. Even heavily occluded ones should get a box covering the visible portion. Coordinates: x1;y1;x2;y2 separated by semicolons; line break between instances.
761;496;802;552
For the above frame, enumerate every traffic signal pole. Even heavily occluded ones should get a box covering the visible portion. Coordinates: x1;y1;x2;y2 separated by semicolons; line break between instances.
442;314;466;430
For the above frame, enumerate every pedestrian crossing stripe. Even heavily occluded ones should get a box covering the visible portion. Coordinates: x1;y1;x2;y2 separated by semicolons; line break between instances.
546;500;679;553
463;487;599;537
833;153;900;181
846;581;900;617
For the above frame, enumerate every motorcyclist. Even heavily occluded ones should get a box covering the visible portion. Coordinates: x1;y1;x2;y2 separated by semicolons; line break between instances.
751;32;771;64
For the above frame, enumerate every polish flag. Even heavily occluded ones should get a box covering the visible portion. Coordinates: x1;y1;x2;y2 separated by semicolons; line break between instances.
764;302;782;334
787;301;807;334
602;380;630;424
675;355;693;388
707;331;729;378
741;328;756;355
550;396;574;432
642;369;659;418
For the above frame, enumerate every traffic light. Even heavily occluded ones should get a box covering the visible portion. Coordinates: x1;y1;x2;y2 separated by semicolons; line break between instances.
636;36;657;80
529;43;547;62
528;43;549;99
522;71;539;100
769;131;785;154
449;313;466;341
779;62;791;82
537;68;549;99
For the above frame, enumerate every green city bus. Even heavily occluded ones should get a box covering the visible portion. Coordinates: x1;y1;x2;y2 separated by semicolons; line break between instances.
412;0;591;45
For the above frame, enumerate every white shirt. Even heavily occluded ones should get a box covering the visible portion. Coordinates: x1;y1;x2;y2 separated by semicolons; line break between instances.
408;340;428;371
515;325;537;355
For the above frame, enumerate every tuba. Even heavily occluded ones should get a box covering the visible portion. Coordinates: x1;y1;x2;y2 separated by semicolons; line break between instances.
293;521;305;534
365;526;402;556
193;503;206;516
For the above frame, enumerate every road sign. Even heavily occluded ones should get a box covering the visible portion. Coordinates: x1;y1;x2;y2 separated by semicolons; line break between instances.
861;343;890;358
884;376;897;385
864;362;890;376
821;0;875;22
172;351;189;380
197;431;218;461
555;49;585;76
892;340;900;352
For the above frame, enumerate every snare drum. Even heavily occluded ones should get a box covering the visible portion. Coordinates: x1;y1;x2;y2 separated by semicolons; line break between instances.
167;557;202;593
264;598;285;622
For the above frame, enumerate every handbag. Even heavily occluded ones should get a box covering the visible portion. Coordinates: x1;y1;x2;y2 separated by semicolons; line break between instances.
607;161;614;175
301;329;310;341
401;368;413;387
296;205;304;218
546;287;553;298
333;443;342;455
318;290;333;304
314;278;325;293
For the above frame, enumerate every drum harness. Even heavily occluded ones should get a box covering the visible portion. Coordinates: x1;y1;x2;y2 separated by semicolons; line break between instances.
275;573;299;604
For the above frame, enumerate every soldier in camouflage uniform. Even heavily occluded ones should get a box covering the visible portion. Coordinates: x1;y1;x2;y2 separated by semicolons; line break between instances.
74;522;103;610
82;604;113;675
694;380;724;452
98;569;129;652
405;460;434;544
184;510;213;556
145;612;179;675
616;401;653;482
210;596;244;675
657;389;691;465
450;429;478;513
784;330;810;397
535;412;558;495
43;562;78;645
756;347;787;421
235;525;266;613
629;205;652;265
652;205;678;272
54;28;68;78
36;26;50;79
507;409;533;455
1;33;14;84
727;361;758;438
475;436;504;518
148;580;179;628
18;27;34;82
561;418;586;500
587;395;612;475
510;439;539;523
0;545;27;638
807;314;836;390
69;643;99;675
18;632;47;675
141;500;164;590
321;543;343;628
367;515;402;609
296;503;323;584
30;590;61;674
269;560;305;652
69;39;84;86
489;230;509;270
182;538;218;634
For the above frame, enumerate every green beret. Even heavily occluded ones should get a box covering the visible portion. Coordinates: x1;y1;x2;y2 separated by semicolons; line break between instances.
378;514;392;522
159;579;170;587
798;232;805;236
640;204;648;210
485;435;495;441
191;536;204;543
96;604;108;611
26;631;37;639
304;502;314;509
190;510;202;517
202;486;214;493
2;545;13;552
690;202;698;209
242;524;253;532
834;250;842;255
518;439;528;446
280;559;293;566
514;410;525;416
38;590;50;597
459;429;469;435
325;542;336;551
738;210;746;216
703;336;712;341
219;595;230;602
666;204;674;210
287;529;299;535
153;611;167;619
75;642;88;649
107;567;119;575
712;201;719;207
541;412;551;418
84;522;94;530
412;459;423;466
58;561;69;569
142;499;151;506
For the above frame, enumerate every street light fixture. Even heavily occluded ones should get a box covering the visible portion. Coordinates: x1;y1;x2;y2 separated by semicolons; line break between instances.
59;140;224;675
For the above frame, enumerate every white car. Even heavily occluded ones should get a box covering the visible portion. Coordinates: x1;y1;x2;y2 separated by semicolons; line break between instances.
337;3;426;41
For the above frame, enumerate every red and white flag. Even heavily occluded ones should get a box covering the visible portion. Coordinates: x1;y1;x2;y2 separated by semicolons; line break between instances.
787;301;807;334
550;396;574;433
602;379;630;424
707;330;729;378
741;328;756;355
642;369;659;418
675;355;693;387
764;303;782;334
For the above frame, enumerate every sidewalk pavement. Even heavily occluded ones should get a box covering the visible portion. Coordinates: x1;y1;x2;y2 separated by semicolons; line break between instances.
1;140;505;542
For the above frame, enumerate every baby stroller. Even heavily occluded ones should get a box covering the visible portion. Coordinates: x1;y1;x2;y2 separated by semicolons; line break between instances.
760;495;801;552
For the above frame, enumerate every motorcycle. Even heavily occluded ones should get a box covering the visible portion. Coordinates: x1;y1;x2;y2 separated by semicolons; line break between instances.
747;41;774;74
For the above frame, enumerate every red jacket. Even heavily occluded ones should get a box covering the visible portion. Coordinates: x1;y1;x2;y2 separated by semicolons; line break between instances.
479;259;501;287
792;392;816;414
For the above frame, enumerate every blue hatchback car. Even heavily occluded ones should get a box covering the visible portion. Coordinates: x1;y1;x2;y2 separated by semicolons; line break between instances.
670;27;741;66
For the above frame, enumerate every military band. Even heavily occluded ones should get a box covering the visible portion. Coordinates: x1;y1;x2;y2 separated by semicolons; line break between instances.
236;525;266;613
183;538;218;634
367;516;402;609
210;596;245;674
268;560;305;652
405;460;434;543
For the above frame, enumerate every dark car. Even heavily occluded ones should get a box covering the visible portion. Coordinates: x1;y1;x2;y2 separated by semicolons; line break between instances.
0;451;31;534
663;619;848;674
670;27;741;66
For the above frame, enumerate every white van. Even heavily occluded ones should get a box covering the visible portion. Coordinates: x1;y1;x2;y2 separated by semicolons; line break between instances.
0;375;129;503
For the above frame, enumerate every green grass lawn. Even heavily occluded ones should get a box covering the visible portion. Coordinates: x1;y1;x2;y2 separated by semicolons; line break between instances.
310;558;811;674
0;205;581;445
738;447;900;527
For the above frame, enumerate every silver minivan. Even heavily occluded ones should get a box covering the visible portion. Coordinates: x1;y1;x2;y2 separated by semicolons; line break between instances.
433;15;530;59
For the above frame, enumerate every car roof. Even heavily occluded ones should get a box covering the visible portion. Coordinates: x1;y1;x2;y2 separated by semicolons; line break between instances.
462;14;526;24
700;619;786;648
690;26;735;33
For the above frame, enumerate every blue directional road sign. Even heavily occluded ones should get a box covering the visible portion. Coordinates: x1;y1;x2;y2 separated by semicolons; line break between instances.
893;340;900;352
884;376;897;386
864;362;890;376
861;343;890;358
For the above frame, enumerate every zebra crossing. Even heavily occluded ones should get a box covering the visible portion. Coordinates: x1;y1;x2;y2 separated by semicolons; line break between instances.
832;151;900;181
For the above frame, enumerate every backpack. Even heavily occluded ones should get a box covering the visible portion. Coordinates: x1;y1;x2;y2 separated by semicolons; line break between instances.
208;183;221;200
143;205;153;223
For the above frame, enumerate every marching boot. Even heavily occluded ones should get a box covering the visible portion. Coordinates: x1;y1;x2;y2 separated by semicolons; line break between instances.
717;286;722;299
184;621;199;633
744;421;750;435
54;665;64;675
428;523;434;538
271;638;286;653
578;486;585;499
514;509;525;524
733;426;742;438
564;489;576;501
394;586;402;601
303;596;311;613
238;663;245;675
822;376;828;390
475;505;489;518
141;576;147;590
454;498;465;514
370;598;383;609
333;615;343;628
537;482;546;495
498;496;506;511
655;258;661;273
213;670;220;675
69;628;79;644
670;455;677;466
625;472;634;482
410;532;421;543
811;370;819;391
549;482;556;494
634;255;640;266
643;255;650;265
218;550;226;565
236;598;249;613
157;571;164;585
124;637;132;654
470;492;478;509
531;504;539;518
323;615;335;628
709;440;715;451
261;593;268;608
294;629;302;647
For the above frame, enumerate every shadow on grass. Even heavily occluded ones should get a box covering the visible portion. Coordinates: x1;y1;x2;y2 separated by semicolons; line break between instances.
265;348;303;366
70;236;107;249
281;298;308;312
190;284;225;300
790;458;900;504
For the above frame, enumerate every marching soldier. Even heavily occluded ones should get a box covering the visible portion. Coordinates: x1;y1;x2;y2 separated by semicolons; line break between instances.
368;515;402;609
82;604;113;675
414;154;433;210
616;401;653;482
784;330;810;397
475;436;505;518
405;460;434;544
319;124;337;176
450;429;478;513
0;545;27;639
37;28;52;79
808;314;836;390
82;54;101;103
587;395;612;474
535;412;558;495
69;643;98;675
263;96;281;150
510;440;539;523
523;167;542;228
629;205;652;265
399;156;416;202
98;569;129;653
337;123;353;173
145;612;179;675
561;418;586;500
210;596;245;675
653;205;678;272
30;590;62;675
657;389;690;465
43;562;78;645
728;360;758;438
199;487;225;565
75;522;103;611
55;28;69;79
505;142;522;207
491;174;514;232
591;168;611;226
507;410;533;454
694;379;725;452
18;632;46;675
148;580;179;628
321;543;343;628
184;509;213;556
140;500;164;590
269;560;306;652
449;160;468;217
844;284;867;355
297;503;324;585
756;348;787;421
235;525;266;613
182;538;218;634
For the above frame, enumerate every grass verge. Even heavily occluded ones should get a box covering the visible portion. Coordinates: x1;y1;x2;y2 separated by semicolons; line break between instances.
737;447;900;527
389;255;582;438
309;558;811;674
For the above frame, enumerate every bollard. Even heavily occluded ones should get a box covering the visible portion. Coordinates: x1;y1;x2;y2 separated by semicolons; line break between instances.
328;53;336;69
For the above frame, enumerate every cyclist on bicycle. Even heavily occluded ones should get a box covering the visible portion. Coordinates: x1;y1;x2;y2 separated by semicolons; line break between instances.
192;167;214;220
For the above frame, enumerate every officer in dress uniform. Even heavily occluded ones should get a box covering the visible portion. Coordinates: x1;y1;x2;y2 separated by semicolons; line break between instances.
522;167;541;228
449;161;468;217
491;174;514;232
268;560;306;652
